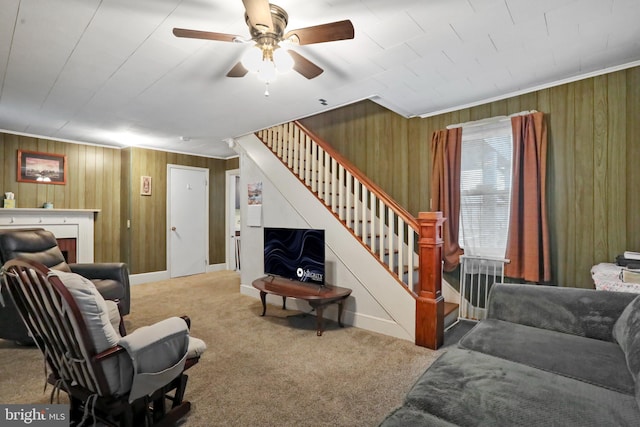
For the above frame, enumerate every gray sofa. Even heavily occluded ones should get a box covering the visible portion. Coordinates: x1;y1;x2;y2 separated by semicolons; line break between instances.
380;283;640;426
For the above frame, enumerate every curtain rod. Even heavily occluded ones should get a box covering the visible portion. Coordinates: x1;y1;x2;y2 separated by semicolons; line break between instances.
446;110;537;129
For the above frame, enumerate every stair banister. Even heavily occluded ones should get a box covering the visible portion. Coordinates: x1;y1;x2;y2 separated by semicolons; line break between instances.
257;121;446;349
294;122;419;233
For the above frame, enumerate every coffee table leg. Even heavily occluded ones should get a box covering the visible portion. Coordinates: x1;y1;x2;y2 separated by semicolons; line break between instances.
316;306;324;336
260;291;267;316
338;299;346;328
282;296;287;310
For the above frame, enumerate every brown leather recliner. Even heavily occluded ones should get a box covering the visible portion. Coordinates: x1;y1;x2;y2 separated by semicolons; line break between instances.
0;228;130;343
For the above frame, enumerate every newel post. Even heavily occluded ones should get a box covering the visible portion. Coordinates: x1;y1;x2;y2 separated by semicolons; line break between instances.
415;211;446;349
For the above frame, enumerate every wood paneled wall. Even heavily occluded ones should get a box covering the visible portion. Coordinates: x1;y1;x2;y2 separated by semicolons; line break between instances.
129;147;238;274
0;135;238;275
301;66;640;288
0;135;122;262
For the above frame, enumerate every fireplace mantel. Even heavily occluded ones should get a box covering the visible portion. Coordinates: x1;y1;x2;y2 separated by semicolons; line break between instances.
0;208;100;263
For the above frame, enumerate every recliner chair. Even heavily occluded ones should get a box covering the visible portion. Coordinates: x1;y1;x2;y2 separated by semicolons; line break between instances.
0;228;130;343
1;258;205;426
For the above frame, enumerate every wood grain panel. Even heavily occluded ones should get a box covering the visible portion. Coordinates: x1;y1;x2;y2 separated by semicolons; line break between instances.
0;136;122;264
627;69;640;251
606;72;627;260
127;148;235;274
0;135;234;274
592;75;609;265
573;79;595;286
299;66;640;288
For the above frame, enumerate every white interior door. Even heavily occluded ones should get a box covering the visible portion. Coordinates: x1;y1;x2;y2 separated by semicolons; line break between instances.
168;165;208;278
226;169;241;271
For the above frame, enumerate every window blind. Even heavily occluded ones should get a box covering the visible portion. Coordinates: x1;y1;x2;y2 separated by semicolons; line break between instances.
458;121;513;258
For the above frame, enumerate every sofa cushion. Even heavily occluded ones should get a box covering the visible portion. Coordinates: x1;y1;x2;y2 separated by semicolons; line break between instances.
379;406;457;427
487;283;637;341
613;295;640;408
614;296;640;379
403;348;640;427
459;319;634;394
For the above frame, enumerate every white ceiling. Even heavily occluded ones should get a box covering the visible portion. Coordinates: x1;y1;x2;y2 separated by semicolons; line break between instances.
1;0;639;159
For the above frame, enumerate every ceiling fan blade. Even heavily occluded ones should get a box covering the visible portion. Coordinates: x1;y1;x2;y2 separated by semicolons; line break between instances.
173;28;239;42
242;0;274;32
284;20;354;45
287;50;323;79
226;62;249;78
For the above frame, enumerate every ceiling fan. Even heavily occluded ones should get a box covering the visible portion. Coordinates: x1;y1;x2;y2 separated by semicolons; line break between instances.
173;0;354;83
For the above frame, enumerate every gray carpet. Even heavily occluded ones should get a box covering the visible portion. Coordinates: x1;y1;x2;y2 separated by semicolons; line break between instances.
0;270;444;426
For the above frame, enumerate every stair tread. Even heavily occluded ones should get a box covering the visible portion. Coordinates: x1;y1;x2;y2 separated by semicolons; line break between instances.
444;302;459;317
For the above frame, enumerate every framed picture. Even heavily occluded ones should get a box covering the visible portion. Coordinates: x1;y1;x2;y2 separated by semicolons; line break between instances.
141;176;152;196
17;150;67;185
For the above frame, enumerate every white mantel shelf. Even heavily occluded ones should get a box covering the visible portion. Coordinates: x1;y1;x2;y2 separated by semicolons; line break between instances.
0;208;100;263
0;208;100;214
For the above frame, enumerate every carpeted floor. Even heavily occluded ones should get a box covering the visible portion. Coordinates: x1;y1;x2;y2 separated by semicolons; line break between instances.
0;271;445;426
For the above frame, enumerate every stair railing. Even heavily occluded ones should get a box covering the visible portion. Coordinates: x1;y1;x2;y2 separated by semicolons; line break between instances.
256;121;445;349
257;122;419;292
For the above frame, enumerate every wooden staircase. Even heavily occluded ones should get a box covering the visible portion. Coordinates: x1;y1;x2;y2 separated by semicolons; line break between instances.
255;121;458;349
444;302;459;330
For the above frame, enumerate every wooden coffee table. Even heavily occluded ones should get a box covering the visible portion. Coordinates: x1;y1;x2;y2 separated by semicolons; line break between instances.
252;276;352;336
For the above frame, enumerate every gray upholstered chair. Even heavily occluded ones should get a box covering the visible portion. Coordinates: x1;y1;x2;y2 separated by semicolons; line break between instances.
0;228;130;343
1;258;206;426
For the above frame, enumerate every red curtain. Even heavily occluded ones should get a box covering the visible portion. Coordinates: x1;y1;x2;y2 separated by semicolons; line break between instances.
430;128;463;272
505;112;552;283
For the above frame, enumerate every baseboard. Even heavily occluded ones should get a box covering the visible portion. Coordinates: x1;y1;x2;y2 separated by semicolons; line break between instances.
130;264;229;285
240;284;413;342
206;263;228;272
130;270;169;285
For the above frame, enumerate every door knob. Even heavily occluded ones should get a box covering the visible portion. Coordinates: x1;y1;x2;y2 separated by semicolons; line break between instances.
171;226;176;231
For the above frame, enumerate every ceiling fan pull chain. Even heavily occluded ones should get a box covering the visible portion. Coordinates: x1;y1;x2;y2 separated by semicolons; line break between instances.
264;82;270;97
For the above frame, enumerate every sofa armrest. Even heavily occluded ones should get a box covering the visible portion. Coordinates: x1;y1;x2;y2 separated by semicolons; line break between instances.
70;262;129;283
70;263;131;315
487;283;637;342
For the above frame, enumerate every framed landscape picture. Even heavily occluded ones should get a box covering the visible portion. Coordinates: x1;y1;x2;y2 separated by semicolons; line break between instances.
17;150;67;185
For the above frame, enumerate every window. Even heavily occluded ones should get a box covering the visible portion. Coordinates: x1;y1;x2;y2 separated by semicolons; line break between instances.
458;120;513;258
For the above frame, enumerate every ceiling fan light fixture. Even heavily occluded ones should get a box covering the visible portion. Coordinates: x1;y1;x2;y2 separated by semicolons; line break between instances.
257;59;277;82
241;46;263;72
273;48;294;72
174;2;355;86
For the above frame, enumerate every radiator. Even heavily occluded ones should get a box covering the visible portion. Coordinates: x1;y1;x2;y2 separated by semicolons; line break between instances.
459;255;510;321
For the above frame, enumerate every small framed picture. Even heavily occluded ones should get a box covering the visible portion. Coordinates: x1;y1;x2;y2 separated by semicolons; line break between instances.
17;150;67;185
140;176;152;196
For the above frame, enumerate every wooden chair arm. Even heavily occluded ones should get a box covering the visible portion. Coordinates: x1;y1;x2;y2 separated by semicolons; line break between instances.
93;345;126;362
180;315;191;329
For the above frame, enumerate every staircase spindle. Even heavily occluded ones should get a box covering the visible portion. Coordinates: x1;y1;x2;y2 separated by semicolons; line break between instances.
311;141;318;193
256;121;424;294
304;135;311;186
345;170;352;226
388;208;395;273
353;179;361;238
378;198;384;260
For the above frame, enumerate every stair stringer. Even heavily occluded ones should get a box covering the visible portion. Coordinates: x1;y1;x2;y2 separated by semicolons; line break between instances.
237;133;416;341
